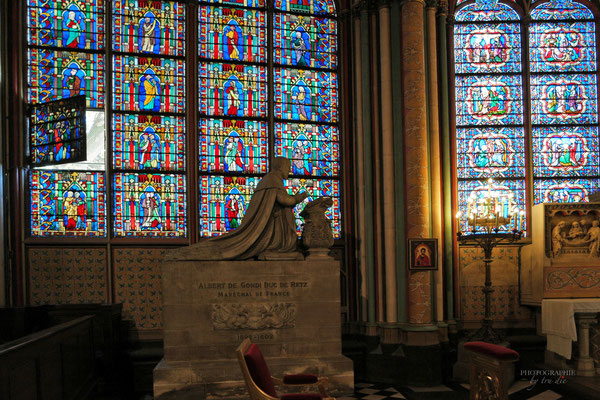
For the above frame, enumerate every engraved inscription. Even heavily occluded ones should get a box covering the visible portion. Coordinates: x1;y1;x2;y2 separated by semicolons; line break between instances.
211;303;296;330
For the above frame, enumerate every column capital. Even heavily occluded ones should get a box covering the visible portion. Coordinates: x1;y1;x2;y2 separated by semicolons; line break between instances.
437;0;449;15
425;0;438;9
400;0;426;7
446;14;456;26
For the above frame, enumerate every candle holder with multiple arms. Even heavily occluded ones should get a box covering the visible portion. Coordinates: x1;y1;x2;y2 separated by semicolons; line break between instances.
456;179;524;344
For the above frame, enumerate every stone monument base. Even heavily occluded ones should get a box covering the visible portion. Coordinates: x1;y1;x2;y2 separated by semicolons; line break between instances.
154;355;353;399
154;258;354;399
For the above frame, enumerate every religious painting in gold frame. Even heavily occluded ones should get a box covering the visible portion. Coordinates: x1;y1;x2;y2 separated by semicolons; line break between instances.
408;238;438;270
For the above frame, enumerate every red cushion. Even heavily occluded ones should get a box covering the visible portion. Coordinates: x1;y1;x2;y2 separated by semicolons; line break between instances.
244;344;277;397
283;374;319;385
464;341;519;361
281;394;322;400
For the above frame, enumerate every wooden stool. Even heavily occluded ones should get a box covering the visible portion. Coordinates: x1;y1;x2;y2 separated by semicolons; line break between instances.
464;341;519;400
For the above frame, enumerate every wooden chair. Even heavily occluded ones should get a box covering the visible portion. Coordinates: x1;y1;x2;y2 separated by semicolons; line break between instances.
236;338;335;400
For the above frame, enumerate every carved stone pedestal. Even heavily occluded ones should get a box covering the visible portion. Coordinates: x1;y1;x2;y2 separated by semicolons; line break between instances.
153;258;354;399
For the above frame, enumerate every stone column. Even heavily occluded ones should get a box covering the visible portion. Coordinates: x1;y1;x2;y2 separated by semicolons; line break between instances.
426;0;443;323
576;313;597;377
353;7;369;324
402;0;432;324
379;0;398;324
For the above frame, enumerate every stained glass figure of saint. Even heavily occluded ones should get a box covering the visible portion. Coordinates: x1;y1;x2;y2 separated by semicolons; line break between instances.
62;64;86;98
224;188;245;230
223;20;243;61
139;13;160;54
224;76;243;116
224;132;245;172
292;136;312;175
139;71;161;112
63;187;87;231
292;81;311;120
53;119;71;162
140;187;161;230
139;128;161;169
292;27;310;67
62;6;85;49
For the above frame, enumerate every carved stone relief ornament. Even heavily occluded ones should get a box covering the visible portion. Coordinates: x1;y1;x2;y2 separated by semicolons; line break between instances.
301;197;334;259
545;203;600;258
211;303;296;330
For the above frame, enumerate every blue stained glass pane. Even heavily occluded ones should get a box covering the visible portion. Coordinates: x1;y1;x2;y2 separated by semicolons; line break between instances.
454;22;521;74
27;0;105;50
274;13;337;69
532;126;600;178
274;122;340;177
274;0;336;16
199;118;269;174
455;75;523;126
457;179;526;233
199;6;267;63
199;63;268;117
28;49;105;108
285;178;341;238
113;113;186;171
30;170;106;237
205;0;266;8
113;0;186;57
113;173;187;237
455;0;519;22
113;55;186;114
530;21;596;73
531;0;593;21
456;127;525;178
534;178;600;204
274;68;338;123
199;175;260;237
530;74;598;125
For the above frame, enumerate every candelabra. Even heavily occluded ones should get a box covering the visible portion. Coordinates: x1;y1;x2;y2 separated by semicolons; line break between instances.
456;179;524;343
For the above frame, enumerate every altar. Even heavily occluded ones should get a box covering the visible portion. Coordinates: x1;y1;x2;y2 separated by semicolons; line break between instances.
542;299;600;376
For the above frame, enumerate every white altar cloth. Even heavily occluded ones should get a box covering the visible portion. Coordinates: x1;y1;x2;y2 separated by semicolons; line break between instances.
541;299;600;359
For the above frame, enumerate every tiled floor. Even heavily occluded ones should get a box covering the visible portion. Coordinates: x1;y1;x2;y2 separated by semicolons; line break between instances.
336;381;576;400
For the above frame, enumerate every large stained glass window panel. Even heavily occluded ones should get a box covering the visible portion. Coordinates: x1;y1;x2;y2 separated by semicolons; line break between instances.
112;0;186;56
199;6;267;63
274;122;339;177
113;114;186;171
273;14;337;69
532;126;600;177
113;55;185;114
454;22;521;74
28;49;105;108
199;63;268;117
530;0;593;20
534;178;600;204
455;75;523;126
530;74;597;125
199;175;260;236
285;178;341;238
274;0;336;16
274;68;338;123
30;170;106;237
199;118;269;174
113;173;187;237
456;127;525;179
27;0;105;50
529;21;596;73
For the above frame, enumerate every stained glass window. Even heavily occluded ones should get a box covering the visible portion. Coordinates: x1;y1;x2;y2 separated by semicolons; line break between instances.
199;0;341;238
29;95;86;167
530;0;600;204
454;0;600;233
30;170;106;237
112;1;187;237
454;0;526;232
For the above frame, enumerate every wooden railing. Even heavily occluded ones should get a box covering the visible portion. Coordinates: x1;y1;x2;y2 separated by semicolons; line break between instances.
0;315;97;400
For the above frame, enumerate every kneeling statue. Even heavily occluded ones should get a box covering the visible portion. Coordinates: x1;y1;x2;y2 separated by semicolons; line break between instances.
173;157;307;260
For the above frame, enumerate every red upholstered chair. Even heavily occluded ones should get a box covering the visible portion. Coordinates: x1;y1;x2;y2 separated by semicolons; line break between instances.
236;338;335;400
464;341;519;400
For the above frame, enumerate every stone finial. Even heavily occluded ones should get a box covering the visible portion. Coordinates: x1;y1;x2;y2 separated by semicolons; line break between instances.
301;197;334;259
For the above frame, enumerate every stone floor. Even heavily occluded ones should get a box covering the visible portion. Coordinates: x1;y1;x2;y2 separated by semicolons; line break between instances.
337;381;576;400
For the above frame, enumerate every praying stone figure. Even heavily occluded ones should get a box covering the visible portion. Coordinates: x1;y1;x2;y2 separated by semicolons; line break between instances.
173;157;308;260
552;221;566;257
